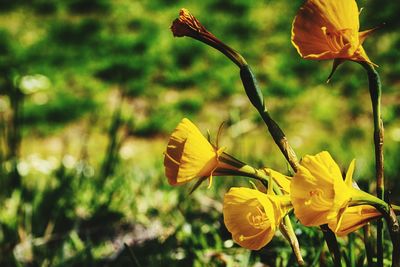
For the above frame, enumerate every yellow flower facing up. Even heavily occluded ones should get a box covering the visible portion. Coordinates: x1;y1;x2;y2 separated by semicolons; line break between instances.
164;118;244;187
290;151;375;231
223;187;291;250
291;0;375;64
329;205;381;236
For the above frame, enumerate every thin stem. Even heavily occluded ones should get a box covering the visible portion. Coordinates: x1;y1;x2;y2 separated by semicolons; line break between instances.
240;65;300;172
348;233;355;267
363;224;374;267
280;216;305;266
193;33;247;68
360;61;385;267
321;224;342;267
360;62;400;267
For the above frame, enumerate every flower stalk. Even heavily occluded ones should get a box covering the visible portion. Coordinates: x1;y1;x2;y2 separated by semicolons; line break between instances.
240;65;300;172
321;224;342;267
360;61;400;267
363;224;374;267
171;9;300;172
279;217;305;266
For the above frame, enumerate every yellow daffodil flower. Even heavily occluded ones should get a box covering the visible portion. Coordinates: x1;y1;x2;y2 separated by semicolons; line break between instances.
329;205;381;236
164;118;225;186
164;118;249;188
223;187;291;250
290;151;380;230
291;0;375;64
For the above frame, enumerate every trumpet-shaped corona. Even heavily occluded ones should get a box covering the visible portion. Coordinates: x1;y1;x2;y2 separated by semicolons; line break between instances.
223;187;291;250
164;118;224;186
291;0;375;63
290;151;375;230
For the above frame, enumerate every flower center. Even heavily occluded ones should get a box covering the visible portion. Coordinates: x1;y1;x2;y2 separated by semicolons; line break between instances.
305;188;332;208
246;206;269;230
321;27;359;56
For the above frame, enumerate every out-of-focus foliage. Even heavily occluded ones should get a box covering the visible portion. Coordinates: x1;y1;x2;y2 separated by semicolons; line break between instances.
0;0;399;266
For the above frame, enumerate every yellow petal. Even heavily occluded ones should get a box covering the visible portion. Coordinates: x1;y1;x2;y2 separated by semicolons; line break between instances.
164;118;218;185
291;0;373;62
344;159;355;187
329;205;381;236
291;151;352;226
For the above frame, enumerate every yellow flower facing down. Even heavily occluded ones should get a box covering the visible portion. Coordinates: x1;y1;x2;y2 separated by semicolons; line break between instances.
290;151;373;229
223;187;291;250
329;205;381;236
291;0;375;64
164;118;244;187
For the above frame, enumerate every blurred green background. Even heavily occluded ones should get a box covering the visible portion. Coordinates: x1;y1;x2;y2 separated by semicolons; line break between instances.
0;0;399;266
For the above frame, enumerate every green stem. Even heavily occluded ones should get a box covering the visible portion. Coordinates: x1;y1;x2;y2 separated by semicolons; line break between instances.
240;65;300;172
360;62;400;267
363;224;374;267
280;216;305;266
349;233;355;267
360;61;385;267
321;224;342;267
193;32;247;68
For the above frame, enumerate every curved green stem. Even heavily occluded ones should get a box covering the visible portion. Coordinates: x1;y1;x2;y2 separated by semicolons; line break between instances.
240;65;300;172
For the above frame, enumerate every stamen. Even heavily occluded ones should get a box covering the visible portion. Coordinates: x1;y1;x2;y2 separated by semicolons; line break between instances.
246;206;268;229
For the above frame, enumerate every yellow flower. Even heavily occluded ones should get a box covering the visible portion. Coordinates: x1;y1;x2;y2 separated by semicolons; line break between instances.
291;0;375;64
164;118;223;186
290;151;372;228
164;118;244;187
223;187;291;250
329;205;381;236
